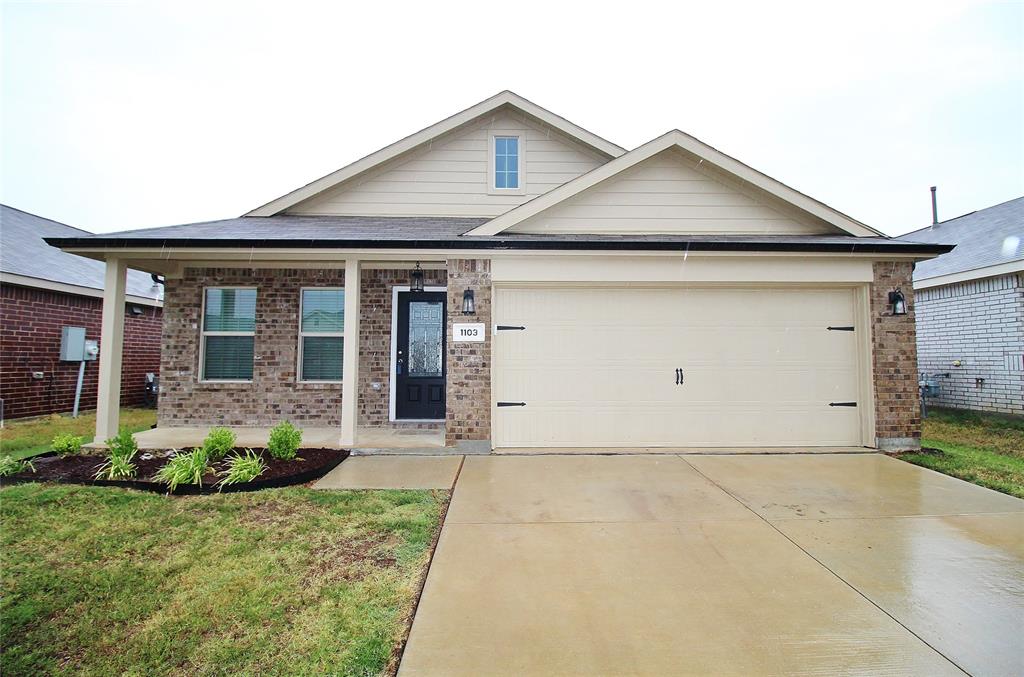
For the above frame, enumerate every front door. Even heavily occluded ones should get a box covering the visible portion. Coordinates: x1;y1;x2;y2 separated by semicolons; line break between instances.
396;291;446;419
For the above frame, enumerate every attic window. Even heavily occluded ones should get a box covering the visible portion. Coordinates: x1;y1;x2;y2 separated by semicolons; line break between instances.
492;135;521;191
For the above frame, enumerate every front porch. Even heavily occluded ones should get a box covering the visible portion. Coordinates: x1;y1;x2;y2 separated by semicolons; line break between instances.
88;255;492;453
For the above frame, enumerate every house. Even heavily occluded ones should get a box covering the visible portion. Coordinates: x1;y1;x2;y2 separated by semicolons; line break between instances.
46;91;952;451
0;205;163;419
897;197;1023;415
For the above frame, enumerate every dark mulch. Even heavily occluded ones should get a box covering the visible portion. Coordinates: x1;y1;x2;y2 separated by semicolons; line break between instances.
4;448;347;494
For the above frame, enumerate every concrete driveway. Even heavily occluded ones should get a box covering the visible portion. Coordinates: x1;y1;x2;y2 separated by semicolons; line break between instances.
398;454;1023;677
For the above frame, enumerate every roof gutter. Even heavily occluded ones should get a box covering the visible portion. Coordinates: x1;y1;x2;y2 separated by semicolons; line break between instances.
45;236;954;256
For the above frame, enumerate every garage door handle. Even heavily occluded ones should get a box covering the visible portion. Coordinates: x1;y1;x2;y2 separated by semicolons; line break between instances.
675;368;684;385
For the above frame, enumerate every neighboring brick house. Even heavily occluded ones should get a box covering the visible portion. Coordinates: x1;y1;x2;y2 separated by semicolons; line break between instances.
898;197;1024;415
0;205;163;419
47;91;952;451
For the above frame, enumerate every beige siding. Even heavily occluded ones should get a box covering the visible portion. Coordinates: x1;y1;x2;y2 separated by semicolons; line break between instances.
507;148;839;235
288;110;607;217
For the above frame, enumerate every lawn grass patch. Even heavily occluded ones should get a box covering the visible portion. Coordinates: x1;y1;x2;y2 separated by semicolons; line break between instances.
0;408;156;460
1;484;447;676
899;407;1024;499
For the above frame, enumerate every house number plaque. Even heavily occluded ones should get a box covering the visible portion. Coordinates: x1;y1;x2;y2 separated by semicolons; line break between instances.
453;323;485;342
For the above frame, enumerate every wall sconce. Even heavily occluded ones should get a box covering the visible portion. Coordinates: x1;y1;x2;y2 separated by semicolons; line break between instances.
410;262;424;293
462;289;475;315
888;289;907;316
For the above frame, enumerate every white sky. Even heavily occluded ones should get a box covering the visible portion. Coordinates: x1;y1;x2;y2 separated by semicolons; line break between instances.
2;0;1022;236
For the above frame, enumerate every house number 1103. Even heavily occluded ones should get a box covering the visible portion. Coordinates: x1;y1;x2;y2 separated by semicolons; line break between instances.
453;323;485;342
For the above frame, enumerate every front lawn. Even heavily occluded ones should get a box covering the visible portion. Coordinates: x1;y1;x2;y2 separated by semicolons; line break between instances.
900;407;1024;499
0;408;157;460
1;484;447;676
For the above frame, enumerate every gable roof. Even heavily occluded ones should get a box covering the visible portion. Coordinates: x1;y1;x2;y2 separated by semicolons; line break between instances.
0;204;163;304
897;196;1024;286
465;130;885;238
245;91;625;217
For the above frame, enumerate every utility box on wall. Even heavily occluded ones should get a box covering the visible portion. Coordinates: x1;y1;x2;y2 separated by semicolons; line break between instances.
59;327;98;362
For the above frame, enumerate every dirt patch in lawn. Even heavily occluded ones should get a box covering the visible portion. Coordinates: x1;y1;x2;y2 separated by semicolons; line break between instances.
5;448;347;493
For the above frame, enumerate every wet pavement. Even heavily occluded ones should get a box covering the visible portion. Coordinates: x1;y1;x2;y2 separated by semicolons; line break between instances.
399;454;1023;676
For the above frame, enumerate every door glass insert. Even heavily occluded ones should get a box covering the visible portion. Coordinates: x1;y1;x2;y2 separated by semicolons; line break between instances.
408;301;443;377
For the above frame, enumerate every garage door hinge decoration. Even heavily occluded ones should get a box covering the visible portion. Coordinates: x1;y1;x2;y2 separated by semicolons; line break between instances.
496;325;526;331
828;402;858;407
497;401;527;407
827;326;855;331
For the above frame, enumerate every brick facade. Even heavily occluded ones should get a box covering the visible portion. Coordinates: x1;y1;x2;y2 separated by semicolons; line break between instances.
358;267;447;428
0;283;162;419
871;261;922;450
445;259;492;447
915;273;1023;415
158;268;346;427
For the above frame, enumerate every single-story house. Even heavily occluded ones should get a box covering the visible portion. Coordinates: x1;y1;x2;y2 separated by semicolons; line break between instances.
46;91;952;452
897;197;1023;415
1;204;163;419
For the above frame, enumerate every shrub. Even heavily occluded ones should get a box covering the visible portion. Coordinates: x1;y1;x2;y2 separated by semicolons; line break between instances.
94;429;138;480
154;449;211;492
52;433;83;456
0;455;34;477
217;448;268;490
202;427;236;462
267;421;302;460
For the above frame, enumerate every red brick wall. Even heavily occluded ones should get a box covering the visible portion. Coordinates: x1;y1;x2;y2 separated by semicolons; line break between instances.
871;261;921;450
0;283;163;419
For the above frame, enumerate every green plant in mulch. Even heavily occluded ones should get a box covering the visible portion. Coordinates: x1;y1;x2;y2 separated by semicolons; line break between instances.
217;448;268;490
51;433;83;456
267;421;302;461
94;429;138;480
154;449;211;492
0;455;34;477
201;427;236;462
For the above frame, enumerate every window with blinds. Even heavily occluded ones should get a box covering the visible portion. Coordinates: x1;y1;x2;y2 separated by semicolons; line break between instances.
201;288;257;381
299;288;344;382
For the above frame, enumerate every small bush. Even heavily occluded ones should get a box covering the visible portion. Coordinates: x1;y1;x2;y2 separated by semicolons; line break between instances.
268;421;302;460
154;449;211;492
52;433;83;456
0;455;34;477
217;448;268;490
202;427;236;462
94;429;138;480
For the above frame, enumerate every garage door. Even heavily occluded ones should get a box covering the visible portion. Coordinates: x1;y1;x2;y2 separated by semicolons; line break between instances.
493;286;864;448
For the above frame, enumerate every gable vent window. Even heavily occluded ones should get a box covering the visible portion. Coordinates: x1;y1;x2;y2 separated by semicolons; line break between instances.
494;135;519;189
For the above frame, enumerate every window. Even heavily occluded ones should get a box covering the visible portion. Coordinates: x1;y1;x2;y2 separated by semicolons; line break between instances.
494;135;519;189
201;288;257;381
299;288;344;382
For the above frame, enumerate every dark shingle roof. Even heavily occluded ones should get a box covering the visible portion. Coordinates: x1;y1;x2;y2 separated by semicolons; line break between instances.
44;214;952;255
897;197;1024;281
1;205;162;300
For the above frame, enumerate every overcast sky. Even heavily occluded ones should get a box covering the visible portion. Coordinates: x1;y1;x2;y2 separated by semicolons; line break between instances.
2;1;1022;236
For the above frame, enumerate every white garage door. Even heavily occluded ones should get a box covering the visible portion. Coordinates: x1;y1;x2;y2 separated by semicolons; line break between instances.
493;286;864;448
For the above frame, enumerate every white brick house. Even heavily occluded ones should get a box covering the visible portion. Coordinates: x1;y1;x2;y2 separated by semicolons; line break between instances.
900;197;1024;415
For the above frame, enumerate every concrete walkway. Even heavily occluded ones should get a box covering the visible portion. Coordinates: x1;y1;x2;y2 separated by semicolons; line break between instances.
399;454;1024;677
313;455;462;490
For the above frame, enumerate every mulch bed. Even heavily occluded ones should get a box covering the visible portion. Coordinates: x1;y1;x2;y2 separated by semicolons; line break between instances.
3;448;348;495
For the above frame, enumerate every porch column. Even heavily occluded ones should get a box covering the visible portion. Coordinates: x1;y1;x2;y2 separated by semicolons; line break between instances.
339;257;361;446
95;257;127;442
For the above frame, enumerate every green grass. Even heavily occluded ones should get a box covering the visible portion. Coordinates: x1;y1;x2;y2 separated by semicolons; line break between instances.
1;484;447;676
0;408;156;460
900;407;1024;499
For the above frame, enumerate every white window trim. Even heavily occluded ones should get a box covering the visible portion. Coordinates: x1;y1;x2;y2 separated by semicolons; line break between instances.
389;285;447;422
199;286;257;383
297;286;345;384
488;131;526;195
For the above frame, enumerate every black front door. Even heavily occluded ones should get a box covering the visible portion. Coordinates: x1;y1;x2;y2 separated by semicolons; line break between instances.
395;291;446;419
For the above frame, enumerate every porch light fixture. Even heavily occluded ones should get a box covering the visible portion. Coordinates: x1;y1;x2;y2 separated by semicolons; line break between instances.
888;289;907;316
462;289;475;315
410;262;425;293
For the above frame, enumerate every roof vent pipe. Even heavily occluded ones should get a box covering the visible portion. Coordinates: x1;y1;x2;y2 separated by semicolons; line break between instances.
930;186;938;225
